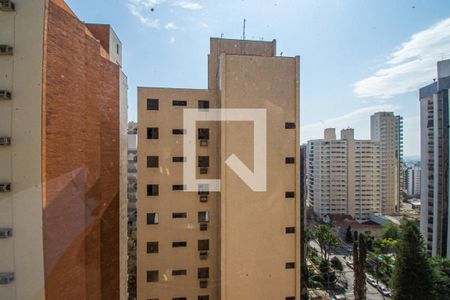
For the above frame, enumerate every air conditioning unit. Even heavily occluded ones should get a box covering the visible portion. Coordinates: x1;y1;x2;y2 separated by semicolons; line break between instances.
0;272;14;285
200;139;208;147
199;280;208;289
0;0;15;11
199;195;208;203
0;45;13;55
200;223;208;231
0;137;11;145
200;167;208;174
199;251;208;260
0;90;11;100
0;183;11;192
0;228;12;238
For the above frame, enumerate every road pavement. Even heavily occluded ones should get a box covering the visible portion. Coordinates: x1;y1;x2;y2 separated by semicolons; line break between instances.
309;241;388;300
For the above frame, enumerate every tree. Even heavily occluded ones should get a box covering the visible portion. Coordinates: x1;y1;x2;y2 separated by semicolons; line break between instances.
345;226;354;243
353;234;367;300
391;221;433;300
430;257;450;299
314;224;340;262
382;221;400;240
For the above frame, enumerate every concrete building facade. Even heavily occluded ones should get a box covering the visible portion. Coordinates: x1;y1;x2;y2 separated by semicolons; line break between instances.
0;1;128;299
370;112;403;215
306;128;381;221
137;38;301;300
420;59;450;257
406;166;421;196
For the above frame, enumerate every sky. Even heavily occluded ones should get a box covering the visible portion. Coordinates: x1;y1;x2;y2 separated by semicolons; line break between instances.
65;0;450;158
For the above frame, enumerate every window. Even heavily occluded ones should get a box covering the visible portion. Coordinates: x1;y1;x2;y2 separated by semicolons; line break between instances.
147;99;159;110
147;127;159;139
147;270;159;282
200;223;208;231
285;157;295;164
198;128;209;140
198;100;209;109
173;298;187;300
285;122;296;129
147;156;159;168
147;242;159;253
285;227;296;234
198;156;209;168
173;100;187;106
285;191;295;198
285;262;295;269
198;239;209;251
172;269;187;276
173;156;186;162
147;184;159;196
198;211;209;223
173;129;186;135
198;296;209;300
285;297;295;300
147;213;159;224
172;212;187;218
172;241;187;247
172;184;185;191
198;267;209;279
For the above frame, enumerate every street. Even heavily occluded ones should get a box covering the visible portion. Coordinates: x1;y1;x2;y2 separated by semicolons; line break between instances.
310;241;388;300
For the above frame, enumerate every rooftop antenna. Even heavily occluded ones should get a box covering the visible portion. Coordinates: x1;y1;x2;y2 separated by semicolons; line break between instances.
243;18;246;40
220;33;224;38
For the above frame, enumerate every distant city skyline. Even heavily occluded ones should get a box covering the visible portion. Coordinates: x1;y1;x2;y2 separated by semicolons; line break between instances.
66;0;450;157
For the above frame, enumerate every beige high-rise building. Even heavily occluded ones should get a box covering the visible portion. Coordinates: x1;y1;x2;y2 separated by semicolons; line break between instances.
370;112;403;214
306;128;381;220
137;38;300;300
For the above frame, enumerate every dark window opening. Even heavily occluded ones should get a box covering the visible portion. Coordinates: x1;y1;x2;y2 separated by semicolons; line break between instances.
147;184;159;196
172;241;187;247
147;213;159;224
198;128;210;140
173;100;187;106
147;270;159;282
147;156;159;168
147;127;159;139
198;156;209;168
147;242;159;253
147;99;159;110
198;239;209;251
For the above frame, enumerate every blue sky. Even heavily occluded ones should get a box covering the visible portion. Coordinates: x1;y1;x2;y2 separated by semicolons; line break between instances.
66;0;450;157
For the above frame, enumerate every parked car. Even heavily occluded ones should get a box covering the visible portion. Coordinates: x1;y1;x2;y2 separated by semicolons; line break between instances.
377;284;392;297
346;260;353;269
366;275;378;287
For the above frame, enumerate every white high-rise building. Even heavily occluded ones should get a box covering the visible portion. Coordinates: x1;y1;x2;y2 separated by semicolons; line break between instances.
406;166;421;196
420;59;450;257
306;128;381;220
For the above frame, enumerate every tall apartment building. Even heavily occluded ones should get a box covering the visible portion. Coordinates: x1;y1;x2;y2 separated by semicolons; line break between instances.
406;166;421;196
137;38;300;300
306;128;381;220
0;1;128;299
419;59;450;257
370;112;403;214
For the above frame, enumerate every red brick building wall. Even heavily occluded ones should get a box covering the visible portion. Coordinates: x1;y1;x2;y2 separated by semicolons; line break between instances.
42;1;120;299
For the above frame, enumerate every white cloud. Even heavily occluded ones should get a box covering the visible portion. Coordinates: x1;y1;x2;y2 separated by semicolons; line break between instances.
128;0;160;28
165;22;180;30
173;0;203;10
169;36;176;43
301;104;399;143
353;17;450;99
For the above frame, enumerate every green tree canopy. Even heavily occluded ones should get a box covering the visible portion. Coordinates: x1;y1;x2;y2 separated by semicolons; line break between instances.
391;221;433;300
314;224;340;262
382;221;400;240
